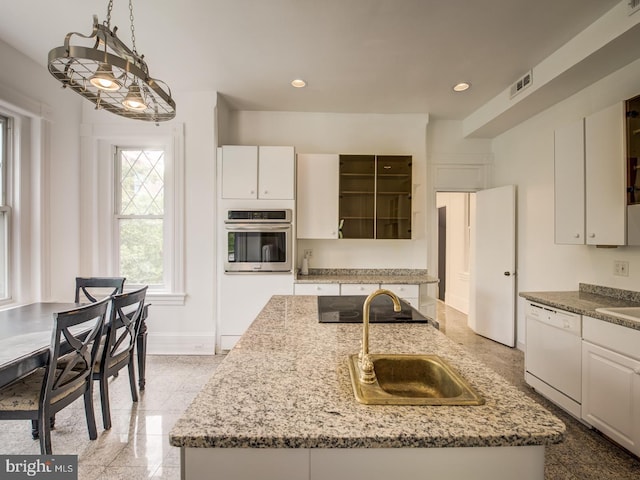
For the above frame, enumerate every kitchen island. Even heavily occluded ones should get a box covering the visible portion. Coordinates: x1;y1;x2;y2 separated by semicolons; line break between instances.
170;295;564;480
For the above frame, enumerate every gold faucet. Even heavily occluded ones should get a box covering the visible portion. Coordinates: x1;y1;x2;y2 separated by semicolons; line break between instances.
358;289;401;384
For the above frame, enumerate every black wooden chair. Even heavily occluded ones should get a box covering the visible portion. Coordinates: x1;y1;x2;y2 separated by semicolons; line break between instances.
95;286;148;430
75;277;126;303
0;299;109;454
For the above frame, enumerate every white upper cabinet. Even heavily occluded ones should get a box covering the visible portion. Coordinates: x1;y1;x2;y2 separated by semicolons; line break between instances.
554;118;585;244
221;145;258;199
585;102;626;246
258;146;295;200
221;145;294;200
296;154;339;239
554;102;626;246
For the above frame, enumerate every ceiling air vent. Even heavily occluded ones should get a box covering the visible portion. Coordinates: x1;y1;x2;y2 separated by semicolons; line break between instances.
510;70;533;99
630;0;640;15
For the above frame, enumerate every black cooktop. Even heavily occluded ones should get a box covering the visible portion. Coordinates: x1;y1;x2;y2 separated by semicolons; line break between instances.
318;295;437;327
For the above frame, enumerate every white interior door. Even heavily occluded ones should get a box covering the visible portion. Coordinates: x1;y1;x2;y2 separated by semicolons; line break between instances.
469;185;516;347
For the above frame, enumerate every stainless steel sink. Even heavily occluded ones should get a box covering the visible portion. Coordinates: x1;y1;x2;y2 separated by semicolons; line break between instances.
595;307;640;322
347;353;485;406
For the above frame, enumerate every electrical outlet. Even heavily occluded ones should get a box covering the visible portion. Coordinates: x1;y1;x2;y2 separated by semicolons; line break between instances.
304;249;313;258
614;260;629;277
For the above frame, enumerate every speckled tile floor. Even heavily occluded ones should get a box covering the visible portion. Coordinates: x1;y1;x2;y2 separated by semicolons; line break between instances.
436;300;640;480
2;303;639;479
0;355;225;479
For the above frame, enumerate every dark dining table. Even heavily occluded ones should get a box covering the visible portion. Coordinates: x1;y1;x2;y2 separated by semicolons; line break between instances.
0;302;149;390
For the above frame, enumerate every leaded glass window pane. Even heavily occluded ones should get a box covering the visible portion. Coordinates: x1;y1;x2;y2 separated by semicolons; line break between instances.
116;147;165;287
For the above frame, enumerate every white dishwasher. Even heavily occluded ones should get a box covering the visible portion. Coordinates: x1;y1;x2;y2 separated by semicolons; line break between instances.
525;301;582;418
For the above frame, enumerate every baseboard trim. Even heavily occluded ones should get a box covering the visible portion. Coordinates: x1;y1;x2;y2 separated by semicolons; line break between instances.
147;333;216;355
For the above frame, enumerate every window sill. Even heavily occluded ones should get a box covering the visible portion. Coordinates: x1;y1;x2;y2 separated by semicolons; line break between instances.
141;292;186;306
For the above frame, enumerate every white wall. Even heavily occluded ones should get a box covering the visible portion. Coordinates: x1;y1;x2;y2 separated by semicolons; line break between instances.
80;92;218;354
491;57;640;347
0;39;83;303
226;111;429;269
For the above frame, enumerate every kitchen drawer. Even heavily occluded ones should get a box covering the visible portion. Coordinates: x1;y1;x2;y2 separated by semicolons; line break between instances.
294;283;340;296
583;315;640;360
381;284;419;299
340;284;379;295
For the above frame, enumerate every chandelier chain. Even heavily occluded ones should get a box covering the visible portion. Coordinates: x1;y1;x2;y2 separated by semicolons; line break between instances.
129;0;138;54
106;0;114;29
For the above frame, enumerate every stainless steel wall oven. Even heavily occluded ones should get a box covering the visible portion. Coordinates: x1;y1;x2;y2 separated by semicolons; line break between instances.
224;209;292;272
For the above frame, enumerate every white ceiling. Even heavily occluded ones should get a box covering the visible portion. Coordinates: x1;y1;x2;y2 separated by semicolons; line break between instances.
0;0;622;119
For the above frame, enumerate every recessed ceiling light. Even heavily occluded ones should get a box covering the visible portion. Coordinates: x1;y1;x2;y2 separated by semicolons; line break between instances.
453;82;471;92
291;79;307;88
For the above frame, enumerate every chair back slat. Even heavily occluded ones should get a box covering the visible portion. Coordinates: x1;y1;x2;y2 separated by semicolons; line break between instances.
44;299;109;405
74;277;126;303
101;287;148;370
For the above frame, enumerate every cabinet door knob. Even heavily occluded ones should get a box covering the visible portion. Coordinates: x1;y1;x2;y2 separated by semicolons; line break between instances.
574;233;580;238
264;190;268;194
589;233;596;238
634;368;640;375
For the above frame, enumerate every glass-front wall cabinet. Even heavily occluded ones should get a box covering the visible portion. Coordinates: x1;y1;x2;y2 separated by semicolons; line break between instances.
339;154;412;239
627;95;640;205
339;155;375;238
376;155;412;239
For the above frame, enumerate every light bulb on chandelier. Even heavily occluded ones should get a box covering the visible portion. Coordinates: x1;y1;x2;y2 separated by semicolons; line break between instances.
122;84;147;111
89;62;122;91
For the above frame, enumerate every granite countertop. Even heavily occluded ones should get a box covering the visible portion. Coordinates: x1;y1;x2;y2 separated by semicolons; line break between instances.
294;268;439;285
170;295;564;449
520;283;640;330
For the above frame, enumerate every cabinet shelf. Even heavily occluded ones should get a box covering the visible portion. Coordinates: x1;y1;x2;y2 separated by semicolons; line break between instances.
340;173;375;178
339;154;412;240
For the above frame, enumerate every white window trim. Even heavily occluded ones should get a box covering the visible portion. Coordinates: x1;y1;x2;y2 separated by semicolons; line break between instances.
0;86;52;305
0;114;11;303
80;122;185;305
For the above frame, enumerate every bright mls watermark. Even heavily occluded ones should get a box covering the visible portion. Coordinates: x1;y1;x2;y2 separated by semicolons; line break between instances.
0;455;77;479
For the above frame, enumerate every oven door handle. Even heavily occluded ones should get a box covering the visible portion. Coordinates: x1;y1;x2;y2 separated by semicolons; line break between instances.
225;224;290;231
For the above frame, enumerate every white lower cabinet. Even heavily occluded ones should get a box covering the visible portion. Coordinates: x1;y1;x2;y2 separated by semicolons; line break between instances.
294;282;435;317
293;283;340;296
218;274;293;352
340;284;379;296
294;282;420;305
185;446;545;480
581;316;640;456
381;284;419;308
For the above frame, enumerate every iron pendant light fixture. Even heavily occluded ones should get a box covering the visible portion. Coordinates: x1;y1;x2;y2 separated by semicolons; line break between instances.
47;0;176;122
